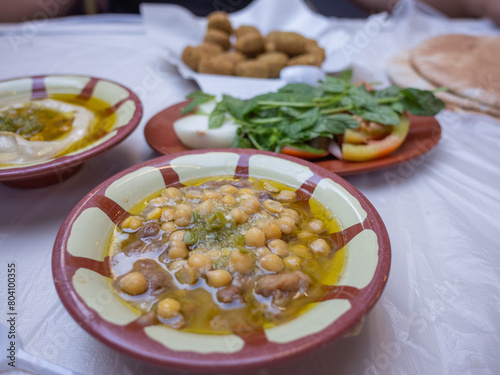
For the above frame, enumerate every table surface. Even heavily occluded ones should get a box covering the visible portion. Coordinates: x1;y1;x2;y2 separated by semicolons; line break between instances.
1;6;499;375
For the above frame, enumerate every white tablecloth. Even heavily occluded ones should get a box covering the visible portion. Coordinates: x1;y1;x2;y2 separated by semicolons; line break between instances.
1;4;499;375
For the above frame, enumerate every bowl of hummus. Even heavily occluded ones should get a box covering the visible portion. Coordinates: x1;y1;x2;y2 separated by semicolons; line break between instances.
0;75;142;188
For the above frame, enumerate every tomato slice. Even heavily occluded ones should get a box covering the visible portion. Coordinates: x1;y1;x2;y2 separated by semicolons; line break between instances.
341;114;410;162
281;145;329;160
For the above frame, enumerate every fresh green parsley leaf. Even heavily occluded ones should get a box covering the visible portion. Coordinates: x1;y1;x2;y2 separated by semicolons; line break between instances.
208;101;226;129
181;91;215;115
352;106;401;126
400;88;445;116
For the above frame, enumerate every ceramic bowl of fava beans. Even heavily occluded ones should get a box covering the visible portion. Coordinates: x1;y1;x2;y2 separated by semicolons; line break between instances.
52;148;390;372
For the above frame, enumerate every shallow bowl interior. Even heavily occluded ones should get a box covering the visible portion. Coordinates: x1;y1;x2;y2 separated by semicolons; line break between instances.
52;149;390;372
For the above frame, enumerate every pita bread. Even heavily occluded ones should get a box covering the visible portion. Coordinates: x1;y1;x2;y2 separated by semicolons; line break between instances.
387;50;500;118
410;34;500;110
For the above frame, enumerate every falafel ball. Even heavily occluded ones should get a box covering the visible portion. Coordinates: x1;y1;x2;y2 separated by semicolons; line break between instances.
182;43;223;71
235;25;260;38
287;53;323;67
220;51;247;66
305;39;326;62
265;31;307;56
207;11;232;34
198;55;235;75
204;28;231;50
235;59;269;78
257;52;288;78
234;33;265;57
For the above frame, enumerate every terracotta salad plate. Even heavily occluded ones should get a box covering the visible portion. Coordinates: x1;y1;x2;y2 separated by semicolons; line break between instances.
144;101;441;176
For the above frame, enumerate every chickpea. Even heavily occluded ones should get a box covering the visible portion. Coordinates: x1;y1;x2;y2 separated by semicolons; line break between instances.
297;231;315;243
161;208;175;222
202;190;221;201
175;204;193;213
280;208;300;223
146;207;162;220
263;181;280;193
185;189;202;200
263;199;283;214
162;187;183;203
157;298;181;319
231;208;248;224
283;256;302;270
206;249;221;259
175;263;198;285
230;250;255;274
149;197;167;207
169;240;188;259
262;221;282;240
222;195;237;205
161;222;177;238
174;209;192;227
259;254;284;273
268;239;287;257
238;188;255;196
245;227;266;247
168;259;187;271
219;184;238;195
254;246;271;258
120;215;143;230
119;272;148;295
206;270;233;288
307;219;325;234
276;190;297;203
169;230;186;242
188;253;212;273
291;244;311;258
309;238;330;256
277;216;295;234
197;199;214;214
240;196;261;214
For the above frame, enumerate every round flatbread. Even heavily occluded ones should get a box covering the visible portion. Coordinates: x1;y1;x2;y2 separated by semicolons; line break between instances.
410;34;500;110
387;50;500;118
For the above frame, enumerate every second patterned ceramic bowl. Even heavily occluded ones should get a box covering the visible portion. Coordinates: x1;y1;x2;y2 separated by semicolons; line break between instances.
0;75;142;188
52;149;390;372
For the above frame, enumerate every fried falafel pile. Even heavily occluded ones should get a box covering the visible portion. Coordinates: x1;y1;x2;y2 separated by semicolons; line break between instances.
181;11;326;78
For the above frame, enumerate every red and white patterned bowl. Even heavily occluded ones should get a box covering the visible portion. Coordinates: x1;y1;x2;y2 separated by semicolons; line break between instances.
52;149;391;372
0;75;142;188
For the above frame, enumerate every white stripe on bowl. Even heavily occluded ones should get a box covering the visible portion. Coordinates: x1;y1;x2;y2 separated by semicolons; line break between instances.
312;178;367;228
144;325;245;354
67;207;113;261
170;152;240;183
336;229;379;289
93;80;130;106
72;268;138;325
105;166;166;212
248;155;313;189
45;76;91;96
0;78;33;105
113;99;136;128
265;299;351;344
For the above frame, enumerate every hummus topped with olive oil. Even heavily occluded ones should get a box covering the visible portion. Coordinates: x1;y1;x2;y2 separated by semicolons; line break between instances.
0;98;96;164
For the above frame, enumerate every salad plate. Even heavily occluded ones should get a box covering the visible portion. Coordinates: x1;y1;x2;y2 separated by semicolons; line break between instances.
144;101;441;176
